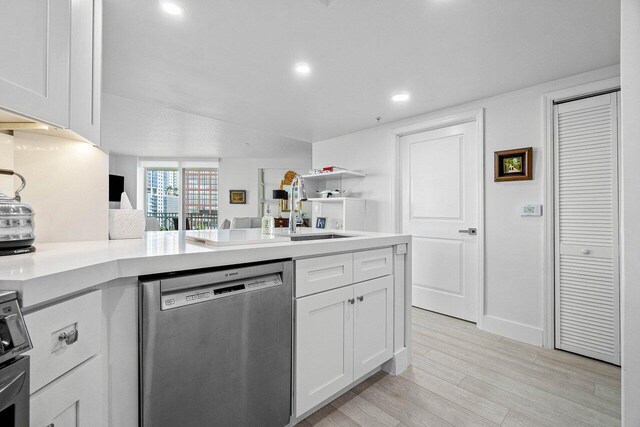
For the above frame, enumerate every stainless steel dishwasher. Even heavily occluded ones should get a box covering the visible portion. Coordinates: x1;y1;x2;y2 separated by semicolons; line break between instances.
139;260;293;427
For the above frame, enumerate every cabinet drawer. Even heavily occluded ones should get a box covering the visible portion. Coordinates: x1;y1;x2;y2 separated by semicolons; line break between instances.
296;253;353;297
31;355;105;427
24;290;102;393
353;248;393;283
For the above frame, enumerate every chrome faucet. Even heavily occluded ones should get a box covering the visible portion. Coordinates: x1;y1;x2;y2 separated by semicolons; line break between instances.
289;174;308;233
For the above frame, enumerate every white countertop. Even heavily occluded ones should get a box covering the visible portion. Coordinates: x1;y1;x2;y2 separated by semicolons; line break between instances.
0;229;410;308
185;228;293;245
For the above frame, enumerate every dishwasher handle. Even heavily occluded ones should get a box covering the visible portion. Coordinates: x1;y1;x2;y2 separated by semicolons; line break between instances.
159;261;287;293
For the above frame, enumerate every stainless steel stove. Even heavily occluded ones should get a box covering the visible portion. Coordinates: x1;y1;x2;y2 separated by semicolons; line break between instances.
0;291;33;426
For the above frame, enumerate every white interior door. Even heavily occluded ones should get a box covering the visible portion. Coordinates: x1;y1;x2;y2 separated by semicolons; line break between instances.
554;92;620;365
400;121;480;322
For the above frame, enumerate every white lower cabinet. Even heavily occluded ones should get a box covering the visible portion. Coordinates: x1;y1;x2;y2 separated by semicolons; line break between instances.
30;355;104;427
295;275;393;417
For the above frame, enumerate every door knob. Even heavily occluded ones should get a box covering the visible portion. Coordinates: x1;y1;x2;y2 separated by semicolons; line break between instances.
458;228;477;235
581;248;591;255
348;298;355;305
357;296;364;302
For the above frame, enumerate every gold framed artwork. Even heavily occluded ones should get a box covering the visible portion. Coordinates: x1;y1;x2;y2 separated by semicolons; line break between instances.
229;190;246;204
494;147;533;182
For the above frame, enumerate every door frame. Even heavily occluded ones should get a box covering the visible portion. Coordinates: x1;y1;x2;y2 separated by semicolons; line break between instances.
542;77;621;349
390;109;485;326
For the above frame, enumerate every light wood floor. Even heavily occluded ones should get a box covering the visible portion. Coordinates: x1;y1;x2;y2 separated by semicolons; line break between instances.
300;307;621;427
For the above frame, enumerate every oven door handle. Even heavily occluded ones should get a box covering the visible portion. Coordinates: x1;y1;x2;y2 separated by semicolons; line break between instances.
0;371;26;409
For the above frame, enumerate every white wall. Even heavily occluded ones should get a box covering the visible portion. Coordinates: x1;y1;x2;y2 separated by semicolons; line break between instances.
621;0;640;424
109;154;140;208
218;158;311;222
313;65;620;345
11;132;109;243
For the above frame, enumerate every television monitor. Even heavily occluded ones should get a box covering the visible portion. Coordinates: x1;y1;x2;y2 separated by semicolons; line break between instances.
109;174;125;202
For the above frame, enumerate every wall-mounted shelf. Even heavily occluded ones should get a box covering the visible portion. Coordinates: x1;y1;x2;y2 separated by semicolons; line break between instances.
301;170;366;180
303;171;366;231
305;198;366;231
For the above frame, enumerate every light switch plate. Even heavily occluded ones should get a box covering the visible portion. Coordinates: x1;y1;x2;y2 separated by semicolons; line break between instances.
520;204;542;216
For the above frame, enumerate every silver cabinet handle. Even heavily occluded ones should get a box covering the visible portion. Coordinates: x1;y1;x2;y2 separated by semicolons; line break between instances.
357;296;364;302
58;329;79;345
458;228;477;235
348;298;355;305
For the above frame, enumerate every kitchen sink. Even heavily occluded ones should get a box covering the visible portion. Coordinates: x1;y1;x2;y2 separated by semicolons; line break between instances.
289;234;354;242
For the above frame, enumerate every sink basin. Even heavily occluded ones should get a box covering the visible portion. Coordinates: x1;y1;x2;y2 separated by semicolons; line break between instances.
289;234;354;242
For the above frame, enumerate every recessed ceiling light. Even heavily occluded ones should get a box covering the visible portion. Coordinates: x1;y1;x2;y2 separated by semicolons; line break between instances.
392;93;411;102
160;1;184;15
294;62;312;75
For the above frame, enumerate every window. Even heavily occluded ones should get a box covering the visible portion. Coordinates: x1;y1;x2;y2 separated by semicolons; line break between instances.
145;169;180;231
184;169;218;230
143;161;219;231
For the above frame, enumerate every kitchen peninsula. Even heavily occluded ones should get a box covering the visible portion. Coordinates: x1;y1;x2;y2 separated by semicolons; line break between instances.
0;229;411;426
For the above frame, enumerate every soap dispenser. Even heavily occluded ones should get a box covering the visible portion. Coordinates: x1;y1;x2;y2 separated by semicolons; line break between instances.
262;204;275;235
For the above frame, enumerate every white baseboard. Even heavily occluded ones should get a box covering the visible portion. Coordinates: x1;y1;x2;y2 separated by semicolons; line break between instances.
480;315;543;346
382;347;409;375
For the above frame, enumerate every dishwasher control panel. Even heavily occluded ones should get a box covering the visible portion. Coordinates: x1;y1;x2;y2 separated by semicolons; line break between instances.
161;273;283;310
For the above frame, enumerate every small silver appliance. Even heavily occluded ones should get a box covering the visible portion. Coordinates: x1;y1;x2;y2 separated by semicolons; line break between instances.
0;169;35;255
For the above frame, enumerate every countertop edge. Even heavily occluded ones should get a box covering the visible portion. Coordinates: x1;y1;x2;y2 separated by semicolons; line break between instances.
0;233;411;308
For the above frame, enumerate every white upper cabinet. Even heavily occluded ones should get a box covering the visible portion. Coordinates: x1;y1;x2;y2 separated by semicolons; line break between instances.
0;0;71;127
0;0;102;145
70;0;102;145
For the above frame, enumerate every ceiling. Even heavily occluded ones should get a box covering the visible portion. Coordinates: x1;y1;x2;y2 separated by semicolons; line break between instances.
102;0;620;147
101;93;311;158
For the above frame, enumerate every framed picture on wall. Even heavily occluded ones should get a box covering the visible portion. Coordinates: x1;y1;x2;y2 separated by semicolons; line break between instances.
229;190;247;204
316;217;327;229
494;147;533;182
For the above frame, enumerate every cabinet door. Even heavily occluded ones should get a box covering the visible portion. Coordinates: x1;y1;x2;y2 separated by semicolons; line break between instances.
70;0;102;145
295;286;354;417
353;275;394;379
0;0;71;127
31;356;105;427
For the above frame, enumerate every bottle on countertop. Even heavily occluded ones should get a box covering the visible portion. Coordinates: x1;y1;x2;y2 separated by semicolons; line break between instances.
262;204;275;235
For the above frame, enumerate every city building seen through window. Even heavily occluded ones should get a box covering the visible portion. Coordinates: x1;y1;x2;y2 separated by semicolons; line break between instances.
145;168;218;231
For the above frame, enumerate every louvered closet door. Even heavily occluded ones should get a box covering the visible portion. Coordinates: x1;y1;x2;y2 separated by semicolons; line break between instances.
554;92;620;365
